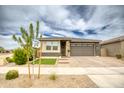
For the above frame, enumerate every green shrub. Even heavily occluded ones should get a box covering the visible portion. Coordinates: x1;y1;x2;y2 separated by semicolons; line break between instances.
6;57;14;63
49;73;57;80
13;48;27;65
5;70;19;80
116;54;122;59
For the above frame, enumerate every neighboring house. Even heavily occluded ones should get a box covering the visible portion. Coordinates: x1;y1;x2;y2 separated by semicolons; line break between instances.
37;37;101;57
0;50;12;53
100;36;124;57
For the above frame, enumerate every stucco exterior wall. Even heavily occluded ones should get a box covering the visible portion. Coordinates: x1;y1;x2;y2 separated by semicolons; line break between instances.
95;43;101;56
101;42;121;57
42;53;61;56
37;40;61;57
121;41;124;57
65;41;70;57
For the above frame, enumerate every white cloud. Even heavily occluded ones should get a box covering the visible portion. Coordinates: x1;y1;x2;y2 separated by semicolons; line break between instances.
39;6;69;23
0;35;19;49
85;6;124;39
0;5;124;49
63;18;86;31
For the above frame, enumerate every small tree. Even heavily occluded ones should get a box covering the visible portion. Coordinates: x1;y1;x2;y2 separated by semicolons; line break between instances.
0;47;4;52
35;21;42;78
12;21;41;79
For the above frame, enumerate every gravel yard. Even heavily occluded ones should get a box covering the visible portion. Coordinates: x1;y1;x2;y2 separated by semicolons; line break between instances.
0;53;12;66
0;74;98;88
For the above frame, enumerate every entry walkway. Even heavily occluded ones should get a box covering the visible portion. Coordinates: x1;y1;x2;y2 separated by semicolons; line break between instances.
0;67;124;75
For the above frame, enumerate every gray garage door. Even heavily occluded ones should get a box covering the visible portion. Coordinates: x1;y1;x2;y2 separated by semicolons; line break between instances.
70;43;94;56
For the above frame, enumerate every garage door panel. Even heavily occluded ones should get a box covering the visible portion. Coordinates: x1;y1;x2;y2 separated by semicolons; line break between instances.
70;43;94;56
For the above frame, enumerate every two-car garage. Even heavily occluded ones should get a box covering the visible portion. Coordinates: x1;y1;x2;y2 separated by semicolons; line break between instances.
70;43;94;56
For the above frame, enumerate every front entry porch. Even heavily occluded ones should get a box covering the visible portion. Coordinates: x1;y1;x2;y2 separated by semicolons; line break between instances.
60;40;70;57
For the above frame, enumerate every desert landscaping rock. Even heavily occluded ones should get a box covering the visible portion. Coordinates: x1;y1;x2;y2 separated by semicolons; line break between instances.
0;74;98;88
0;53;13;66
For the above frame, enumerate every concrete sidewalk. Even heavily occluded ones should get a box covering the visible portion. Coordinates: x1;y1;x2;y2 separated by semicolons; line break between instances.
0;67;124;75
88;75;124;88
0;66;124;87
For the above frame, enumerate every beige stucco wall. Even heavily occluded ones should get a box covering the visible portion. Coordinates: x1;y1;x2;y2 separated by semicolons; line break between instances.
65;41;70;57
101;48;108;57
101;42;121;57
95;43;101;56
36;40;61;57
121;41;124;57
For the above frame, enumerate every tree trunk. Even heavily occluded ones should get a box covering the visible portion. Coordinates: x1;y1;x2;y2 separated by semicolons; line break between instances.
26;47;31;79
38;43;42;78
38;60;40;78
27;55;31;79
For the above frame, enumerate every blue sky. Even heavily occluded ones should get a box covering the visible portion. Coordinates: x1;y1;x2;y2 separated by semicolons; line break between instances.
0;5;124;49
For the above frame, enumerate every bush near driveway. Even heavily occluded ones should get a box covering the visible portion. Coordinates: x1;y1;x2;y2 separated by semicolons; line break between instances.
6;70;19;80
6;57;14;63
116;54;122;59
33;58;56;65
13;48;27;65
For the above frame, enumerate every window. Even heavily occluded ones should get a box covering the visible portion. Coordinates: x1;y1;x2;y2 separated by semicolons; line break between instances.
46;41;59;51
52;42;59;50
46;46;51;50
53;46;58;50
46;42;52;46
52;42;59;46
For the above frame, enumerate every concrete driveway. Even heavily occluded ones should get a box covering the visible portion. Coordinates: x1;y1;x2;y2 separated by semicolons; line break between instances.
1;56;124;87
57;56;124;67
57;56;124;87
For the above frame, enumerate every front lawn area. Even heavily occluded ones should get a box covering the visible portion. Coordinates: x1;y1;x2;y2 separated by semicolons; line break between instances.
33;58;56;65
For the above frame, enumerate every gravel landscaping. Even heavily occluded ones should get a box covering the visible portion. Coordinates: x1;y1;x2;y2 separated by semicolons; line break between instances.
0;53;12;66
0;74;98;88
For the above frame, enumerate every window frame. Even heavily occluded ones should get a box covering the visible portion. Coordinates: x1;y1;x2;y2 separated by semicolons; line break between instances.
46;41;59;51
46;45;52;50
53;46;58;50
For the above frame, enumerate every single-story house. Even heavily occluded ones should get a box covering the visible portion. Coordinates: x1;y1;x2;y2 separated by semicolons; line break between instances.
36;35;124;57
100;36;124;57
37;37;101;57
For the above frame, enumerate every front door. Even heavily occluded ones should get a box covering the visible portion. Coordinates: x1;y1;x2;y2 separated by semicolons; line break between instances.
61;41;66;56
